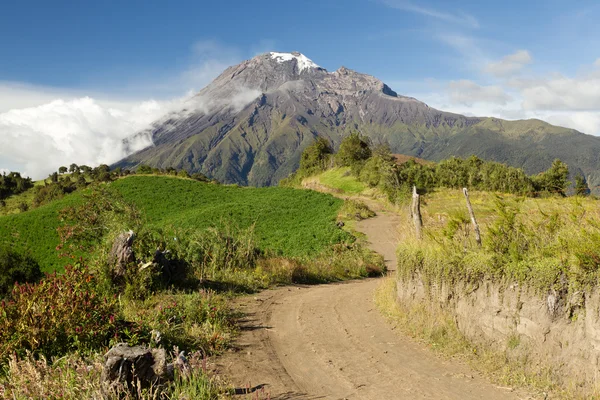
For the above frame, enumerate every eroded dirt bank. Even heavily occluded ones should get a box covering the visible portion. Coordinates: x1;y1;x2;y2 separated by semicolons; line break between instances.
214;208;530;399
398;275;600;395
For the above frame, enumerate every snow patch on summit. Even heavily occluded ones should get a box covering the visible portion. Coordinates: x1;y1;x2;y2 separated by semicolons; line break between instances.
269;52;320;72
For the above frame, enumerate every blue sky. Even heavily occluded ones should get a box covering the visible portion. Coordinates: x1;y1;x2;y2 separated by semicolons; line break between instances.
1;0;600;177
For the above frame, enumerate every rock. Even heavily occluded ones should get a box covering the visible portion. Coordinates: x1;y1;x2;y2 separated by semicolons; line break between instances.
108;231;136;278
101;343;173;397
337;221;345;228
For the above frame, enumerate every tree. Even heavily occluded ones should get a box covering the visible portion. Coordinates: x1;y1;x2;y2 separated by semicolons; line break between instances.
335;132;372;170
0;246;42;295
138;164;153;174
533;159;569;196
58;166;68;174
191;172;209;182
300;137;333;173
69;163;79;173
575;175;590;196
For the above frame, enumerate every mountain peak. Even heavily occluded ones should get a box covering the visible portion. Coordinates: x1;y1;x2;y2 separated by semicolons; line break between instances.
268;51;321;72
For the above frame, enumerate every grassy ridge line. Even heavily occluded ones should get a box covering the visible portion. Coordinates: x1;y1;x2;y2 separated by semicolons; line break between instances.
0;176;351;272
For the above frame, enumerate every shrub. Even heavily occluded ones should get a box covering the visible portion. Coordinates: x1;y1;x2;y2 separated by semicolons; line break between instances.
300;136;333;174
338;199;376;221
575;175;590;196
57;185;142;257
335;132;372;171
180;224;260;282
124;291;232;355
0;247;42;297
0;264;144;361
532;159;569;196
0;171;33;200
137;164;153;174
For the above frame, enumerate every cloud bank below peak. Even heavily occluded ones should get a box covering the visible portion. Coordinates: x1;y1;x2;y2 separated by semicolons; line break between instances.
0;40;248;179
0;96;185;179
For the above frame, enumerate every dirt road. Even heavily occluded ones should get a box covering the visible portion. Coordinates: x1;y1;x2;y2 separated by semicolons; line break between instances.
215;206;529;399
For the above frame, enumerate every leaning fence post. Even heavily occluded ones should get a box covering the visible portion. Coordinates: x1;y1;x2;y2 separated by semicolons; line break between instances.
463;187;482;247
412;186;423;239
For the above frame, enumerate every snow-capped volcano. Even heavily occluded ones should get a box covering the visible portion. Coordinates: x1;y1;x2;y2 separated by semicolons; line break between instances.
116;51;600;190
269;51;321;72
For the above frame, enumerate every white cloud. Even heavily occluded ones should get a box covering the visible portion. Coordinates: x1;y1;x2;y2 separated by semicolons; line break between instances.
484;50;533;77
447;80;512;106
399;51;600;136
520;73;600;111
544;112;600;135
0;96;187;179
380;0;479;28
0;39;263;179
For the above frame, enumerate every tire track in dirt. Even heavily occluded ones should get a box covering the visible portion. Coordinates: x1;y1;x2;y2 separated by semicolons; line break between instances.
214;206;531;399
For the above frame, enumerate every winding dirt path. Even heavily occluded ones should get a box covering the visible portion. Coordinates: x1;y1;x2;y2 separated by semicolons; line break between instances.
215;205;531;399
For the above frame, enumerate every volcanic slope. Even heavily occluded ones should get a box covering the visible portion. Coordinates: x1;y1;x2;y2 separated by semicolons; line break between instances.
116;51;600;188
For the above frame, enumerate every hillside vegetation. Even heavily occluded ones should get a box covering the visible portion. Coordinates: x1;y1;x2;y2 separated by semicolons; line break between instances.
113;176;349;258
282;132;584;201
0;176;350;272
0;170;384;398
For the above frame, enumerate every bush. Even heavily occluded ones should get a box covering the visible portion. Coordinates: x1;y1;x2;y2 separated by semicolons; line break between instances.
180;224;261;282
0;264;144;361
338;199;376;221
0;172;33;200
0;247;42;297
335;132;372;171
532;159;569;196
124;291;232;355
300;136;333;174
57;185;142;257
137;164;153;174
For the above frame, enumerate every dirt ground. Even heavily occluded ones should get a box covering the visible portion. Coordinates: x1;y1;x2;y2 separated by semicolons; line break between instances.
213;205;533;399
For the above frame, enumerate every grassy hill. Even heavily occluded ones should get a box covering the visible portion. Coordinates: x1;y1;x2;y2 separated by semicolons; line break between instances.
0;176;350;272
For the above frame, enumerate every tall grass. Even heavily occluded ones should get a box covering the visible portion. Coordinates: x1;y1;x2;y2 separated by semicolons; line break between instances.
388;189;600;397
397;190;600;293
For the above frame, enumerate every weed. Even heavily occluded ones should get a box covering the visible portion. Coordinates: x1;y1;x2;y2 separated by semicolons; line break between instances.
338;199;376;221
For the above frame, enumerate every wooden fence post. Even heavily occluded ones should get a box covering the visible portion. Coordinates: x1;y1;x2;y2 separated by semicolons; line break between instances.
463;187;482;247
412;186;423;239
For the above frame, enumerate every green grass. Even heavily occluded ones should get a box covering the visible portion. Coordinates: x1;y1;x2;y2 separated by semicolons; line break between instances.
0;176;351;272
0;181;42;216
317;167;367;194
0;193;83;272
